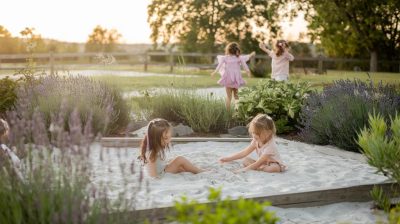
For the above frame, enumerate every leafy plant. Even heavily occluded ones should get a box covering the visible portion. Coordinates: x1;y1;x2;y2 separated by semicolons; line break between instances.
300;79;400;152
357;113;400;183
170;188;279;224
0;77;18;114
370;186;392;212
237;79;312;134
389;205;400;224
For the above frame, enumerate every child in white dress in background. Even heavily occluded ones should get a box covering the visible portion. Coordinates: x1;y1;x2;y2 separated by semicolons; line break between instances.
259;40;294;81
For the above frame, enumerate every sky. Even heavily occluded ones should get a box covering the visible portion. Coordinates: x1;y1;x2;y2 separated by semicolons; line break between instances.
1;0;308;44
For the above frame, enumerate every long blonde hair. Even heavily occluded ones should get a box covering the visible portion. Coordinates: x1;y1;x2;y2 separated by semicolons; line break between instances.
140;118;171;164
248;114;276;136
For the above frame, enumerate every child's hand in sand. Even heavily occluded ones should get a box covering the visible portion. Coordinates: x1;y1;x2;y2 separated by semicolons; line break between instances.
219;157;231;163
211;71;216;77
233;168;246;174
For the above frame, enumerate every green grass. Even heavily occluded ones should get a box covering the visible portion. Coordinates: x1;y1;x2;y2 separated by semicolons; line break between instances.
92;67;400;92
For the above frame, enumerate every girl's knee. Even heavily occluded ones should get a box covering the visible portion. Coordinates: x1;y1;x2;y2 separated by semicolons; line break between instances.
262;165;281;173
175;156;187;163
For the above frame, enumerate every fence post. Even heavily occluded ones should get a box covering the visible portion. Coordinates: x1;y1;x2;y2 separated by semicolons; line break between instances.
49;51;55;75
144;52;148;72
250;55;256;68
317;55;323;74
169;51;174;73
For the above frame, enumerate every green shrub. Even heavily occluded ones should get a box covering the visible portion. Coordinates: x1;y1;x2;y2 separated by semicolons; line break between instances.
237;79;312;134
249;60;270;78
170;188;279;224
389;206;400;224
0;77;18;114
132;91;233;133
370;186;392;212
357;113;400;183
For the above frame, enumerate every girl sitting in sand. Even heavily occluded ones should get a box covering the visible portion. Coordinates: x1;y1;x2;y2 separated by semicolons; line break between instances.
139;118;205;178
211;42;255;109
219;114;286;173
259;40;294;81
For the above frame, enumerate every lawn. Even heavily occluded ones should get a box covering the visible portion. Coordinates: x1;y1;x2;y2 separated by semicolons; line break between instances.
92;65;400;91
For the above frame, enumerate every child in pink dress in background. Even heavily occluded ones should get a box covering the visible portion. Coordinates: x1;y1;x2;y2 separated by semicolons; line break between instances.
259;40;294;81
219;114;286;173
211;42;255;109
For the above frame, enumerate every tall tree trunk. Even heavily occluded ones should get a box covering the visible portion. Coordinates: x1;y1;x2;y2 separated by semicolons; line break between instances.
370;50;378;72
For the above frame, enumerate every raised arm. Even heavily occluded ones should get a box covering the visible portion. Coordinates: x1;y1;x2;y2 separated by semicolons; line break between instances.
240;51;256;62
219;143;256;163
211;56;225;76
259;42;272;56
240;57;251;76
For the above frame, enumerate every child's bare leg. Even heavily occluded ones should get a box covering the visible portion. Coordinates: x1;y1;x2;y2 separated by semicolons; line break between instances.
165;156;204;174
225;87;233;109
232;88;239;109
242;157;256;167
261;163;282;173
233;88;239;100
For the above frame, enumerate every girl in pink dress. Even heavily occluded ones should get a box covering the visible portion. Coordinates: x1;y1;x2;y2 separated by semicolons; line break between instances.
211;42;255;109
219;114;286;173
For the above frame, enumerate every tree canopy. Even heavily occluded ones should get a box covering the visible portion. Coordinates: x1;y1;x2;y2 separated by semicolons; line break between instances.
148;0;286;53
297;0;400;71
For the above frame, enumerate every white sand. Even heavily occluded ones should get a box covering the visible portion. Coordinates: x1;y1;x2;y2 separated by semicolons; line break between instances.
89;138;388;212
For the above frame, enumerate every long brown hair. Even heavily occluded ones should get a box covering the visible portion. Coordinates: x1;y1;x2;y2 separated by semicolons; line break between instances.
248;114;276;136
275;40;289;57
225;42;241;57
140;118;171;164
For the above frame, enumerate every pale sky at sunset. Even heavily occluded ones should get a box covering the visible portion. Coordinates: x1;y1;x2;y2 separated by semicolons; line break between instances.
1;0;308;44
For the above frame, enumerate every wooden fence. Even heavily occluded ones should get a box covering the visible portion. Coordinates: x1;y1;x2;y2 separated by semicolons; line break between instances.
0;51;399;73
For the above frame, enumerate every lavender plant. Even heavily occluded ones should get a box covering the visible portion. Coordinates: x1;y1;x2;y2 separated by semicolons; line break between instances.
13;74;129;136
1;101;144;223
299;79;400;152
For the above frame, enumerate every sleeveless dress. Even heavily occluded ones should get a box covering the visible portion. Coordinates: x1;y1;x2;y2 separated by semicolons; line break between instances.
215;55;250;89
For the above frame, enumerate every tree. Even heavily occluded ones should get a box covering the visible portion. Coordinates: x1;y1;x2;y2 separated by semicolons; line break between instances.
148;0;285;53
0;26;11;38
297;0;400;72
0;25;19;54
19;27;47;53
85;25;122;52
